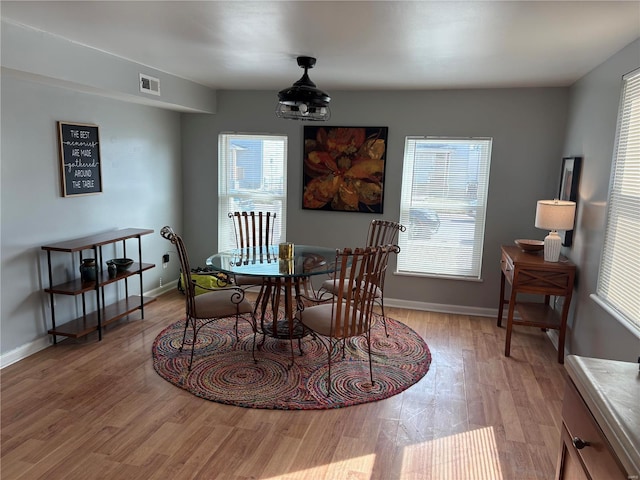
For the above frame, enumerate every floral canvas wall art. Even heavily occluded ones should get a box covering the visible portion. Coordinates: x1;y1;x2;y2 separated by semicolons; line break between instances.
302;126;388;213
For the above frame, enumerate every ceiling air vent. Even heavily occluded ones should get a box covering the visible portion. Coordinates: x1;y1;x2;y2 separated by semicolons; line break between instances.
139;73;160;96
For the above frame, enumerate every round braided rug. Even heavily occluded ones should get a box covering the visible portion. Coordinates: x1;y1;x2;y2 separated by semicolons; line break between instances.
152;314;431;410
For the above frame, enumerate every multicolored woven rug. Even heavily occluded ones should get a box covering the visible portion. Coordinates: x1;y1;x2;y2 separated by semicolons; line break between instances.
152;315;431;410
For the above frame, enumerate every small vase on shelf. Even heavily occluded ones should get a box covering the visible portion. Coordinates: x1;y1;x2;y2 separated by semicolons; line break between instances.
79;258;97;282
107;262;117;279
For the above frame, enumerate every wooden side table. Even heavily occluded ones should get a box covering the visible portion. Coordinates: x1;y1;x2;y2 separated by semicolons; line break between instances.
497;245;576;363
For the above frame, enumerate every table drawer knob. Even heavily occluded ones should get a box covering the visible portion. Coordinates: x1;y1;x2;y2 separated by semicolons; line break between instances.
572;437;590;450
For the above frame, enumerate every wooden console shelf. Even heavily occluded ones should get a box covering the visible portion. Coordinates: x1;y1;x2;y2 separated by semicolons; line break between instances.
47;295;155;338
42;228;156;342
497;245;576;363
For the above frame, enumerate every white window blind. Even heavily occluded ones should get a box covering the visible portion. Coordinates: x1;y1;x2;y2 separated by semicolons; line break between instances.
218;133;287;252
397;137;492;279
595;68;640;334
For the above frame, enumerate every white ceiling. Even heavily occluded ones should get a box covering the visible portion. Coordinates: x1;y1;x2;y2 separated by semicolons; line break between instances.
2;1;639;92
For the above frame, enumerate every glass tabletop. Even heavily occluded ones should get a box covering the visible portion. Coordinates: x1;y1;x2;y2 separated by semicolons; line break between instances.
206;245;339;278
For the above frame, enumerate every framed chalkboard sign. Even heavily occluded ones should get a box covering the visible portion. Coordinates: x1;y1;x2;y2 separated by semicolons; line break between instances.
57;121;102;197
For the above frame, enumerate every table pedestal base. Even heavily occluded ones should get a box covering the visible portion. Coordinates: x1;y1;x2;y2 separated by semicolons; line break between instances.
254;276;311;366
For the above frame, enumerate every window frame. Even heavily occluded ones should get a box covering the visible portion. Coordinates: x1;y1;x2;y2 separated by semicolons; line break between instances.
396;136;493;280
591;68;640;337
217;133;287;252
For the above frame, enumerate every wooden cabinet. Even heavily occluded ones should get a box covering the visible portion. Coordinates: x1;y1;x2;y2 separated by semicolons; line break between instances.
556;355;639;480
497;245;576;363
42;228;156;341
557;380;628;479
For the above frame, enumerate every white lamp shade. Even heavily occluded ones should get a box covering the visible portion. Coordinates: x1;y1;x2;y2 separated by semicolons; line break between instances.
535;200;576;231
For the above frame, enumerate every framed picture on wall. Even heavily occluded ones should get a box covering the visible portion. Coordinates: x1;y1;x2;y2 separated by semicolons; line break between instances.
302;126;388;213
558;156;582;246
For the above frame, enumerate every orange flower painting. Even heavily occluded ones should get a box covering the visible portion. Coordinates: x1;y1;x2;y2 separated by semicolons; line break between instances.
302;126;388;213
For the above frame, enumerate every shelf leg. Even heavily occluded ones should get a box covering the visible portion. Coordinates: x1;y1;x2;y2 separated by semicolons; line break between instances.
505;290;517;357
497;271;506;327
137;235;144;318
94;245;102;341
47;250;57;345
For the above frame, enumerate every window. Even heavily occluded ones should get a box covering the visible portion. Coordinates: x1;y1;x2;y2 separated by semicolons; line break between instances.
593;68;640;334
397;137;492;279
218;133;287;251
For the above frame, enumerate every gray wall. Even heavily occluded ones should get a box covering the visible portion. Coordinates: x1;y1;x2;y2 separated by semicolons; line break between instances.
0;21;209;363
182;88;569;312
0;72;183;357
561;39;640;361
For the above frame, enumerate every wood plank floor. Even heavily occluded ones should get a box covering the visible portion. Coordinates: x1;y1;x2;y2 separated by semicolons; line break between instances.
1;290;567;479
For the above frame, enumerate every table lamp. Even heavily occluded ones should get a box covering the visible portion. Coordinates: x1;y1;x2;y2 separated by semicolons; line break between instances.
535;199;576;262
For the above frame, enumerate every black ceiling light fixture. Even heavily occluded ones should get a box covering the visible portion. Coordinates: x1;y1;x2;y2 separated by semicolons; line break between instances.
276;56;331;121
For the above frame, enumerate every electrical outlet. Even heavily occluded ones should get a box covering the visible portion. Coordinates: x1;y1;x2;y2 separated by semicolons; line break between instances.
162;253;169;269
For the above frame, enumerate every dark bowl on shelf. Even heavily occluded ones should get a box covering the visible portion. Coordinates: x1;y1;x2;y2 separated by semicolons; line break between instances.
107;258;134;272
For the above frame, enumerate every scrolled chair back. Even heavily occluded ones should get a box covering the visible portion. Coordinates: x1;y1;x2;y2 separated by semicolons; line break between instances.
228;211;276;250
227;211;278;288
161;225;197;313
160;226;190;278
328;244;399;338
367;219;406;248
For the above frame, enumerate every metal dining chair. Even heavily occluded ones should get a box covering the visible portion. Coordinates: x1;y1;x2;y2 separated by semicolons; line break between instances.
297;244;399;395
161;226;256;370
317;219;404;336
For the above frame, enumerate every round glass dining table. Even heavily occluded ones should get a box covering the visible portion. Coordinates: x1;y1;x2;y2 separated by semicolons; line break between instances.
207;244;338;279
207;245;339;364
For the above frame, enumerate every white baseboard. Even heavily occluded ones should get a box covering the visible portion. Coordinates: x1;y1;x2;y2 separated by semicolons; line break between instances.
384;297;499;318
1;336;51;369
145;279;178;298
1;281;178;369
386;297;561;355
546;329;563;354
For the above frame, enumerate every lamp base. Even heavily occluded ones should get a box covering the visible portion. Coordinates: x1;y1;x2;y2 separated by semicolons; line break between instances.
543;230;562;262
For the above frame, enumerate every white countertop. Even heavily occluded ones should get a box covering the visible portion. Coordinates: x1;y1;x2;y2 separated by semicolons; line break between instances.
565;355;640;479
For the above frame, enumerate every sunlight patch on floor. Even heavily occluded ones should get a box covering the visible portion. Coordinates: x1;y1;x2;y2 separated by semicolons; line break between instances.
262;427;503;479
263;453;377;480
400;426;503;479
